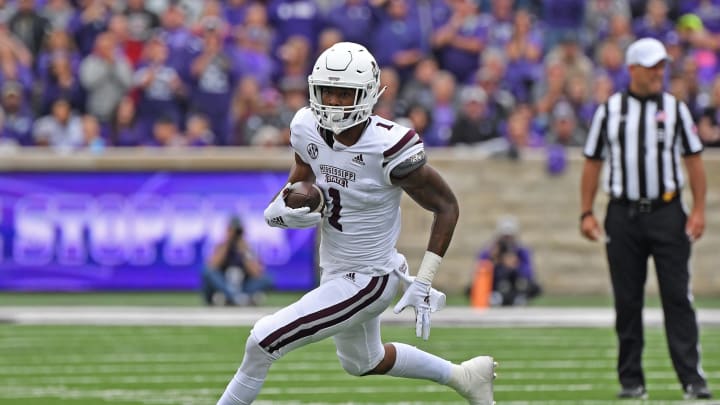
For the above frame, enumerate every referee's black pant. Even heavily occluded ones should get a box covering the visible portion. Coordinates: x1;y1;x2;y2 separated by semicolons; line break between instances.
604;198;706;389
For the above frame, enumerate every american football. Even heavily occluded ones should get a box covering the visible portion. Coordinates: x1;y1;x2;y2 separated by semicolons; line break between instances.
284;181;324;213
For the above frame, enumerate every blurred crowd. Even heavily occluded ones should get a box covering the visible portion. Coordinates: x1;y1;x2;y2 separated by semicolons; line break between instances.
0;0;719;154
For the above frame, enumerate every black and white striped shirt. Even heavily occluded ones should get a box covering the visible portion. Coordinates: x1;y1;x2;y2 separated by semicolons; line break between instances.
583;91;703;200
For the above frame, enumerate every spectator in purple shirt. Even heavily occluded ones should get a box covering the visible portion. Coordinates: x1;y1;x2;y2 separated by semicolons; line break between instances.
504;8;543;103
540;0;586;52
693;0;720;33
594;40;630;92
39;52;85;115
231;3;276;90
424;70;457;147
36;30;81;80
483;0;516;49
0;29;34;98
143;115;186;147
184;112;214;147
157;4;197;77
187;22;240;145
370;0;425;83
224;0;252;27
408;0;453;52
632;0;674;40
431;0;487;84
109;95;144;146
266;0;325;57
67;0;111;56
133;36;185;135
325;0;374;49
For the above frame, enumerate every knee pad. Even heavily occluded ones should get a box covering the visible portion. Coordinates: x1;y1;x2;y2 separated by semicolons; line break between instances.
240;333;275;375
338;356;369;377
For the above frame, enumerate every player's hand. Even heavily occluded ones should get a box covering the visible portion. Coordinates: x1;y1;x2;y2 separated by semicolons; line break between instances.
264;183;321;229
393;273;446;340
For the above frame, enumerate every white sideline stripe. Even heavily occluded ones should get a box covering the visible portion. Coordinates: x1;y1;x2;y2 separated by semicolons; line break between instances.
0;358;707;375
2;306;720;327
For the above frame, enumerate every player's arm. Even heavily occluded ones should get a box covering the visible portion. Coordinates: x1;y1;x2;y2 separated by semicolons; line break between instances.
392;164;459;257
391;163;456;340
287;152;316;184
263;153;320;229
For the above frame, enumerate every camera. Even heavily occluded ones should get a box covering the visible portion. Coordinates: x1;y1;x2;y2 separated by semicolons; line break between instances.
229;217;244;240
497;239;513;256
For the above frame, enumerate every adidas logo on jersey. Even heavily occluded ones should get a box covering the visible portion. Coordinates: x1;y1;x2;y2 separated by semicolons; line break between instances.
343;272;356;282
351;154;365;166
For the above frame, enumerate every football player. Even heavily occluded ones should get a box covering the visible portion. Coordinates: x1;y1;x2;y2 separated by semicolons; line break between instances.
217;42;496;405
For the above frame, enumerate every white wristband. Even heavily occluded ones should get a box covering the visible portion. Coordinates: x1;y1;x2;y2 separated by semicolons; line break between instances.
416;251;442;285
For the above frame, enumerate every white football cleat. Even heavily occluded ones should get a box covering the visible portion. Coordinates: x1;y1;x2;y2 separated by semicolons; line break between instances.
450;356;497;405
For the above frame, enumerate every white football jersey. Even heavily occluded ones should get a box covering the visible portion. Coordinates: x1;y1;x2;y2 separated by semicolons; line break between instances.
290;108;424;277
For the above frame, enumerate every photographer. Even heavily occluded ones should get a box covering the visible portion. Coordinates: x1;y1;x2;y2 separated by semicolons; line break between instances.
201;217;272;306
476;216;542;306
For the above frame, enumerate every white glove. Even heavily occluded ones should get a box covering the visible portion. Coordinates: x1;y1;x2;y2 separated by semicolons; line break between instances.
393;269;446;340
264;183;322;229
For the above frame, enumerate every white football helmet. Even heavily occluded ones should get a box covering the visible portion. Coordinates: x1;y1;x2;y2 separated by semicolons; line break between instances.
308;42;385;134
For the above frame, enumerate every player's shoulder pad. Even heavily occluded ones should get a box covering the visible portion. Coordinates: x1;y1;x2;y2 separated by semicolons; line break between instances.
290;107;315;132
375;116;423;165
290;107;318;144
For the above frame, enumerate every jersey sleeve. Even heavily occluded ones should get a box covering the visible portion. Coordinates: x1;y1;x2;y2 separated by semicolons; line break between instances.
583;103;608;160
289;107;315;164
677;101;703;156
381;127;425;183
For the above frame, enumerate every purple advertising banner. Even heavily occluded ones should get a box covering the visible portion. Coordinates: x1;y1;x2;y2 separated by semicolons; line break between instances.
0;171;317;292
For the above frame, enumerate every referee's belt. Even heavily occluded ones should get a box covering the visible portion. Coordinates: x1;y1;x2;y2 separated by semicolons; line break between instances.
610;192;678;213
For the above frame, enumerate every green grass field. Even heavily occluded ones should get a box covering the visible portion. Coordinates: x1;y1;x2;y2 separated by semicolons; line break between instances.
1;324;717;404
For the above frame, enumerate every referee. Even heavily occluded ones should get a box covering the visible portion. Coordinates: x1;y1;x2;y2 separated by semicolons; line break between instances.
580;38;712;400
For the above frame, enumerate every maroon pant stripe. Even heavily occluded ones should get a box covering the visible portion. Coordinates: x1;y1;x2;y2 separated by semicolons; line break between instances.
260;274;389;353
